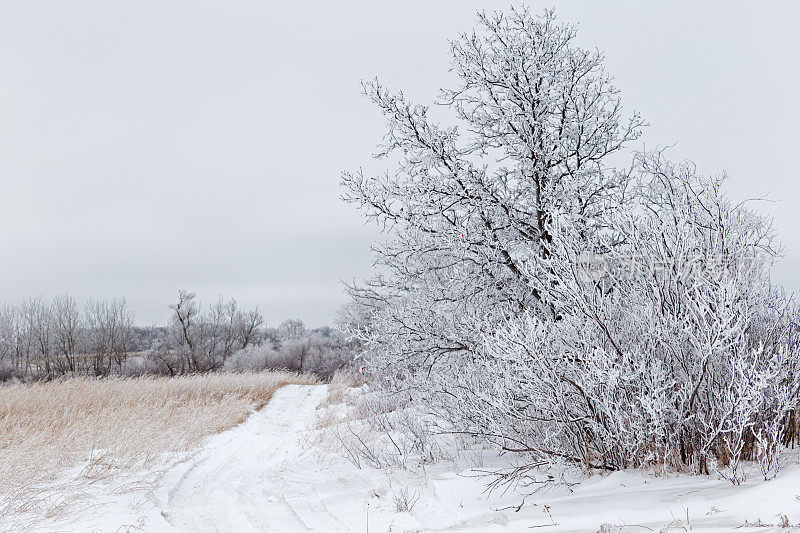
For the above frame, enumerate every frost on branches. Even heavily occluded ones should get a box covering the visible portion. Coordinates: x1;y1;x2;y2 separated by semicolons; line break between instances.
342;7;799;486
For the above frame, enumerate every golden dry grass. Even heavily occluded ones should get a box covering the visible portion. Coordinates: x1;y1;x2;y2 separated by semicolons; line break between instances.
0;371;317;522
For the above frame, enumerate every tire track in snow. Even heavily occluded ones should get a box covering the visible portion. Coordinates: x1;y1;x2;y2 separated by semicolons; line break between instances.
157;384;331;532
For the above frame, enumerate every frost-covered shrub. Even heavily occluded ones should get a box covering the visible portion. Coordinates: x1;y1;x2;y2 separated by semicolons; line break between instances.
223;345;293;372
411;155;800;482
223;337;357;378
302;342;357;380
119;356;148;377
343;5;799;485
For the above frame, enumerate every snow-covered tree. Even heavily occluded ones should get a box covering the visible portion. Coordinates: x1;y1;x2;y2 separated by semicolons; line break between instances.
344;7;799;484
342;7;642;379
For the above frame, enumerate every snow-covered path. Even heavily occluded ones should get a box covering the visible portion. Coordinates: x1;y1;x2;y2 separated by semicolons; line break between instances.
146;385;800;532
11;383;799;532
148;384;800;533
156;385;334;532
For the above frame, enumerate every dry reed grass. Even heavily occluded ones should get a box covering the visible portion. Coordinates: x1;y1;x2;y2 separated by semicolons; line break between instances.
0;371;317;523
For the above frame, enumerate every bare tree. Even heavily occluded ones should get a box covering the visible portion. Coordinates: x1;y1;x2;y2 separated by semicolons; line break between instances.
0;304;25;378
51;294;82;374
20;297;55;378
166;292;264;373
169;290;200;372
236;308;264;350
85;298;134;376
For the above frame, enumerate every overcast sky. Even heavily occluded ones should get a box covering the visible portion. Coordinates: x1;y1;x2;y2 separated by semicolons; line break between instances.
0;1;798;326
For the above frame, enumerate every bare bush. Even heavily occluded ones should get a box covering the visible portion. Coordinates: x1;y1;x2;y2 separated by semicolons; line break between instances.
393;486;420;513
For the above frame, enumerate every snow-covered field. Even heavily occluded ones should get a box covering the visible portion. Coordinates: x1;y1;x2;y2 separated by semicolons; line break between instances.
7;384;800;532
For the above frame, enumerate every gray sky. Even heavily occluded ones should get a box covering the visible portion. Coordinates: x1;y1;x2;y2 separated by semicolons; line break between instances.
0;1;798;326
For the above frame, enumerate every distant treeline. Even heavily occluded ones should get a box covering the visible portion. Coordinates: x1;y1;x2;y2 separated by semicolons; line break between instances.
0;290;358;382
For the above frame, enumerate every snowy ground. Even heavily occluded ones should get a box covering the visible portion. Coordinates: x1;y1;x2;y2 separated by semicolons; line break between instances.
7;384;800;532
